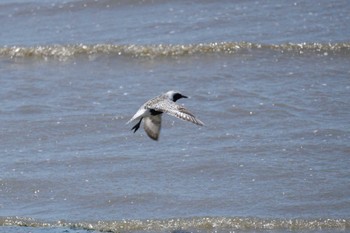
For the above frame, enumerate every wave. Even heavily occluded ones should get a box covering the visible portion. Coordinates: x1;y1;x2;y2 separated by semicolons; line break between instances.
0;42;349;60
1;216;349;232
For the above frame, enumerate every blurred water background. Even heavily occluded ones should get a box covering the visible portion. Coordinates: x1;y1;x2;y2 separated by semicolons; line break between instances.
0;0;350;232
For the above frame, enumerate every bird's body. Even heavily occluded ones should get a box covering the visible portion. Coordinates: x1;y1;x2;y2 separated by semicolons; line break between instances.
126;90;204;140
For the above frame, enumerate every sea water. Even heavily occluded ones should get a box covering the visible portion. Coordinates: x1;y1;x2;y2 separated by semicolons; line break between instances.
1;1;349;232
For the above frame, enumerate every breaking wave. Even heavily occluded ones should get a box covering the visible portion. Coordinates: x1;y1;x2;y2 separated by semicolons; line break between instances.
1;216;349;232
0;42;349;60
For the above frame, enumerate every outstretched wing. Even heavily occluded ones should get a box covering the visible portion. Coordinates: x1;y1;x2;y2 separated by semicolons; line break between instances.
150;99;204;126
144;115;162;140
126;107;146;125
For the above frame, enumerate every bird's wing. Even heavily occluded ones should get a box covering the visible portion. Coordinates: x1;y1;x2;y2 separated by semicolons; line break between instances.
126;107;146;125
150;100;204;126
127;95;165;125
144;115;162;141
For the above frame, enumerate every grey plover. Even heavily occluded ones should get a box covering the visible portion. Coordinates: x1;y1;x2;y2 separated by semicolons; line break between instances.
126;90;204;140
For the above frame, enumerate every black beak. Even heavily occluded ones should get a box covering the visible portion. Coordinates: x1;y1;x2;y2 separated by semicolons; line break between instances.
173;93;187;102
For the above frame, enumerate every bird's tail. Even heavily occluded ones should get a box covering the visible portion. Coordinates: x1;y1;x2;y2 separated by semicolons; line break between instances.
126;118;133;125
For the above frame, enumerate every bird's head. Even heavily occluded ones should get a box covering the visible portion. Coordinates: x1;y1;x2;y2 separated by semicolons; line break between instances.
165;90;188;102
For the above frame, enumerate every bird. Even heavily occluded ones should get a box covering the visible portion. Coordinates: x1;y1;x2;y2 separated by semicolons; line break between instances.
126;90;204;140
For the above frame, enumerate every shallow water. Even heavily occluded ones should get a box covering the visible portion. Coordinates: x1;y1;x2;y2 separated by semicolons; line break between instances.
1;1;350;233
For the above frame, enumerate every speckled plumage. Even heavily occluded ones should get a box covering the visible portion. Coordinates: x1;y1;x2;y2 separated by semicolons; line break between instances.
126;90;204;140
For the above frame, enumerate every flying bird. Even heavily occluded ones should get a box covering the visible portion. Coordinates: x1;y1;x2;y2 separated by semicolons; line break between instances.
126;90;204;140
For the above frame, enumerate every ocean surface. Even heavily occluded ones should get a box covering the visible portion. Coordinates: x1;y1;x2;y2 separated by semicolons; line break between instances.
1;0;350;233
